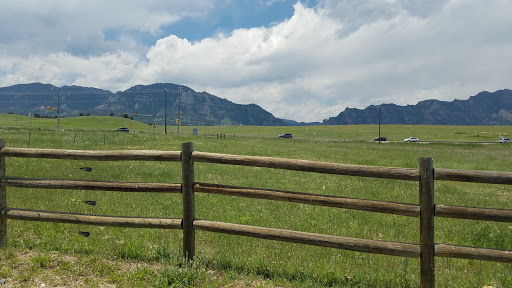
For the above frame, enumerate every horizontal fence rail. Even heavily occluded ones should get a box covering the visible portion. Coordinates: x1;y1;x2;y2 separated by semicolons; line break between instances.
3;147;512;184
192;220;512;263
435;168;512;185
193;219;421;258
194;182;420;217
435;243;512;263
1;141;512;288
435;204;512;222
3;208;182;229
193;152;512;184
0;147;182;162
2;176;182;193
193;152;420;181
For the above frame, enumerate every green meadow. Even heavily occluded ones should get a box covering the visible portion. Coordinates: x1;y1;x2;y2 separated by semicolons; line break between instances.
1;113;512;287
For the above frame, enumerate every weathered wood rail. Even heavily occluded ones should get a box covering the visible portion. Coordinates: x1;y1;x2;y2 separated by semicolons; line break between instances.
1;139;512;287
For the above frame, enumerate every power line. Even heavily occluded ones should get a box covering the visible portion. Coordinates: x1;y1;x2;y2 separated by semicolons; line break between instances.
0;89;170;95
0;97;272;112
3;90;509;117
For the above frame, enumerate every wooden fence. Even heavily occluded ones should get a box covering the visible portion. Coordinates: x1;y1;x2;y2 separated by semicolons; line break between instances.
1;139;512;287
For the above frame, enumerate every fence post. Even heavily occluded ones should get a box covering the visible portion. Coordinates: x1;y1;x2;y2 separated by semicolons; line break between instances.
419;157;435;287
182;142;195;260
0;139;6;248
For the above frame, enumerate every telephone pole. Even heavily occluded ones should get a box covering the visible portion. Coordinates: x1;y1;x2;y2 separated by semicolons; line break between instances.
177;87;181;135
378;105;381;143
57;92;60;130
51;87;60;130
151;98;155;133
164;88;167;135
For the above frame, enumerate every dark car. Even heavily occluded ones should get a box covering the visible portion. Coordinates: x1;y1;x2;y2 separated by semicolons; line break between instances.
278;133;292;138
373;137;387;141
113;127;129;132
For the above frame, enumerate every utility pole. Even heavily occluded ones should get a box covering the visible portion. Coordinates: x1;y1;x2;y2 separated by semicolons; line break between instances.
51;87;60;130
151;98;155;133
164;88;167;135
177;87;181;135
57;92;60;130
378;105;381;143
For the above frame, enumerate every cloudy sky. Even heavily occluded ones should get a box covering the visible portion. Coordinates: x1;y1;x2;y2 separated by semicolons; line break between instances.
0;0;511;122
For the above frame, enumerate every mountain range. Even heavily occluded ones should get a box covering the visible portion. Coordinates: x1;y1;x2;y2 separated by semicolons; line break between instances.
322;89;512;126
0;83;511;126
0;83;294;126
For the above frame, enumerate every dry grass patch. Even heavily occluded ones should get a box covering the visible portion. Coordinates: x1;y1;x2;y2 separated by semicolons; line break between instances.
0;249;289;288
0;250;161;287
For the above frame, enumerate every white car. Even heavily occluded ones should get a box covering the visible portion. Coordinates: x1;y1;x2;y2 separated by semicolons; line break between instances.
403;137;419;142
499;138;512;143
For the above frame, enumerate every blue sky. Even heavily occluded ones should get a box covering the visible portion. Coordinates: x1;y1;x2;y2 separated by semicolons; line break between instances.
104;1;309;49
165;1;302;42
0;0;511;122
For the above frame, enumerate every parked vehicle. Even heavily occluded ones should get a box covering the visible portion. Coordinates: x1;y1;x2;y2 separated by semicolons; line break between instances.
373;137;387;142
278;133;292;138
499;138;512;143
113;127;129;132
403;137;419;142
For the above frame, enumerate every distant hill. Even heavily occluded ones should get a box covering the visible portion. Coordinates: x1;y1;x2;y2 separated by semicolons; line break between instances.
0;83;113;117
113;83;286;126
2;83;512;126
323;89;512;126
0;83;286;126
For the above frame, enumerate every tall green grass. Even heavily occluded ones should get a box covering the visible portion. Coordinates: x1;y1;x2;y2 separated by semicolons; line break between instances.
1;114;512;287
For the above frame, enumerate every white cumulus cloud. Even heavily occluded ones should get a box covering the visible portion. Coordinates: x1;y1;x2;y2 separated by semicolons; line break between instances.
1;0;512;122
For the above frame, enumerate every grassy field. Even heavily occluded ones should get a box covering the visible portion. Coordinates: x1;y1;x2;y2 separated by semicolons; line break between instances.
3;112;512;143
1;113;512;287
